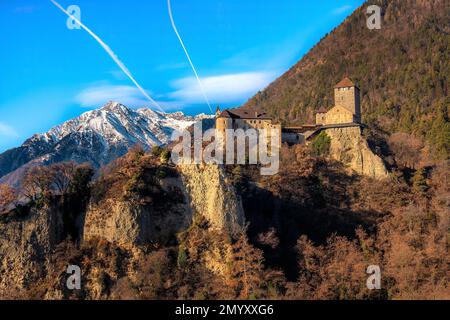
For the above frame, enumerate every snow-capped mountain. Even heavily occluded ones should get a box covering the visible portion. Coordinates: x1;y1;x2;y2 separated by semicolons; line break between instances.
0;102;213;185
41;101;210;148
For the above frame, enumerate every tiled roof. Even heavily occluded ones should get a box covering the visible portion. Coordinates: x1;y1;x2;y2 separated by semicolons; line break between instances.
335;77;357;88
218;110;236;118
218;106;272;119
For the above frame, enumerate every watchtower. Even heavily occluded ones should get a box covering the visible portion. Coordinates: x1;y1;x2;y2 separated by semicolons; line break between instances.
334;77;361;123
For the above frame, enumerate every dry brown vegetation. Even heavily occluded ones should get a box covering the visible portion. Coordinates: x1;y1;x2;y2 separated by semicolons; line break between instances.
20;162;94;203
3;142;448;300
0;184;17;214
227;143;449;299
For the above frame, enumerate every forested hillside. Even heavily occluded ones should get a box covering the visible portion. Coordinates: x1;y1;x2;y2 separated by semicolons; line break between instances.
245;0;449;159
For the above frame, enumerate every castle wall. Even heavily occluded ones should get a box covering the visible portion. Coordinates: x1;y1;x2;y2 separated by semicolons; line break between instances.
316;113;326;125
323;106;355;125
237;119;272;130
216;118;232;143
215;118;281;152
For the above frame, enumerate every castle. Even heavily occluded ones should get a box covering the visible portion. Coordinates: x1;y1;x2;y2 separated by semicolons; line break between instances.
216;77;362;144
315;77;361;125
215;104;282;144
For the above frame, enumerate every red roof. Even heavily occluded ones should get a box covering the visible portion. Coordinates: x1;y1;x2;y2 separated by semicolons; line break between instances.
317;107;327;113
218;106;272;119
218;110;236;118
335;77;357;88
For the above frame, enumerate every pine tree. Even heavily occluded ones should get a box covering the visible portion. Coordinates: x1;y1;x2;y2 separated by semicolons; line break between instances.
412;168;429;193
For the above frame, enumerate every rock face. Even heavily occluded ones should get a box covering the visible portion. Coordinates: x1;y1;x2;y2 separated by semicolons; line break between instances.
179;164;245;234
82;165;245;247
0;205;65;296
83;199;191;247
324;127;389;179
0;164;246;296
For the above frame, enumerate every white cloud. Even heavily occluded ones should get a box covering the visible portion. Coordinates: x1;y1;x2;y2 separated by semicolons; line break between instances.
76;84;154;108
0;122;18;138
169;72;276;105
332;5;353;15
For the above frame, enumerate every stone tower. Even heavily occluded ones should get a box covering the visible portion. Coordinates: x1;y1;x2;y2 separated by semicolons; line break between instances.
215;110;232;145
334;78;361;123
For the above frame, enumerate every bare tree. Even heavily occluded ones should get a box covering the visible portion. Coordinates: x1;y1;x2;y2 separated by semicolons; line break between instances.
229;232;265;299
21;166;53;201
0;184;17;213
388;133;425;169
50;162;77;195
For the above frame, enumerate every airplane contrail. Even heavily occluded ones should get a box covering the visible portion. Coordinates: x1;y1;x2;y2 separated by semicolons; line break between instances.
50;0;164;112
167;0;213;113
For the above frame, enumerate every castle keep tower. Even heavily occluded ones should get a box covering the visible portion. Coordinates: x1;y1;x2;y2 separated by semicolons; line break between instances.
314;78;362;126
334;77;361;123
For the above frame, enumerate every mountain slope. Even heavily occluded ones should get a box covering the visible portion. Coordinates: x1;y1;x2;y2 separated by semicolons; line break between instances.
0;102;211;182
245;0;449;159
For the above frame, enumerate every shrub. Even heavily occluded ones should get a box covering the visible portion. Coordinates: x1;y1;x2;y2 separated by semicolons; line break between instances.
151;145;164;157
69;164;95;197
412;168;429;193
156;167;168;180
311;131;331;157
160;149;171;163
177;245;188;269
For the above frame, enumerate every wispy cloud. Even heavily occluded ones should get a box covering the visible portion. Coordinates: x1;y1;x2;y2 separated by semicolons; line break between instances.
76;84;154;108
332;5;353;15
0;122;19;138
169;72;276;105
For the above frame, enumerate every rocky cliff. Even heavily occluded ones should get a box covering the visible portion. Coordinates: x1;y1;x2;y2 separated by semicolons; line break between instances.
0;161;246;296
0;204;65;297
83;177;192;247
82;164;245;247
179;164;245;235
324;127;389;179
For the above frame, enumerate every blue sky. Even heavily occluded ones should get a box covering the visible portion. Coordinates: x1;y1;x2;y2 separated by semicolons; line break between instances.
0;0;364;152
